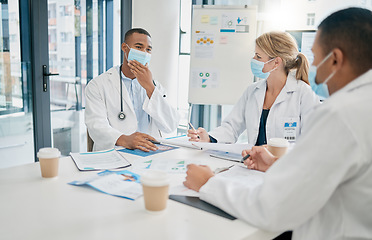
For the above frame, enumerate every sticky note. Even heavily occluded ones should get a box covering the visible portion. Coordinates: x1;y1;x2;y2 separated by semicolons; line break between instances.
220;36;228;44
210;16;218;25
201;15;210;23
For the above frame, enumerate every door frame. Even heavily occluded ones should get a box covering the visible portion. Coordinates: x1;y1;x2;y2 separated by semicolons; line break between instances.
23;0;132;161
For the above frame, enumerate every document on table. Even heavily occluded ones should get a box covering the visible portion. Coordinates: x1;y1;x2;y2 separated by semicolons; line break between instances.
218;165;264;187
157;136;252;154
130;158;201;174
150;158;200;173
170;184;199;197
70;149;131;171
69;170;142;200
157;136;202;150
194;142;252;154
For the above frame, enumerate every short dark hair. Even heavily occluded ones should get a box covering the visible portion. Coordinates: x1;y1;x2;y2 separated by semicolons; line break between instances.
318;7;372;75
124;28;151;42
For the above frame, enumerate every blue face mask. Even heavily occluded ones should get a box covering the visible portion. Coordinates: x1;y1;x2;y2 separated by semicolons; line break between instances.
250;58;276;79
125;43;151;66
308;52;336;99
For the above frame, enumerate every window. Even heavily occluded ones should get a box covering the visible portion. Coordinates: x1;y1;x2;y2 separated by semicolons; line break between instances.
48;3;56;19
9;34;17;42
307;13;315;26
59;5;73;17
60;32;73;43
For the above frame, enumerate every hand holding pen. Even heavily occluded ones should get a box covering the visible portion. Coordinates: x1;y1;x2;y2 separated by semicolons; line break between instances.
187;123;209;142
241;146;276;172
241;151;250;163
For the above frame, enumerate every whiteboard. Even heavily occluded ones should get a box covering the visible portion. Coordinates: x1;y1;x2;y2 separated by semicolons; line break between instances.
188;5;257;105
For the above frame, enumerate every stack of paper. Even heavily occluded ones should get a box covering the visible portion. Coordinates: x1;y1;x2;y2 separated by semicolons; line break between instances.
70;149;131;171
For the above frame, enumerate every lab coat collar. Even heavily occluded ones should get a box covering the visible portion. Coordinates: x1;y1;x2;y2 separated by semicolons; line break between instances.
274;71;298;105
107;66;135;114
335;69;372;95
254;71;298;91
257;71;299;107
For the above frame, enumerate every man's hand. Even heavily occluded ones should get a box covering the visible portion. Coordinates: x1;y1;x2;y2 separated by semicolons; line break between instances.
116;132;158;152
128;60;154;98
183;164;214;192
242;146;278;172
187;127;210;142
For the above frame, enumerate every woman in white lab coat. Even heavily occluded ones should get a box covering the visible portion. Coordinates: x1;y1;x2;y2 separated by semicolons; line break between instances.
188;31;320;145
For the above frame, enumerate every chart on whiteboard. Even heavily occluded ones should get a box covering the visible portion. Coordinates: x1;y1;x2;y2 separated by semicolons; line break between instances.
190;68;219;89
194;31;215;58
221;13;250;33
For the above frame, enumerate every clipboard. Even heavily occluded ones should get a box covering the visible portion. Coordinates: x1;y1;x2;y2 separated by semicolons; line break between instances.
169;195;236;220
70;149;131;171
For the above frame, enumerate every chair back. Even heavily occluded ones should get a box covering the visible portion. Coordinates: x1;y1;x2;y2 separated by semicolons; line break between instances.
87;130;94;152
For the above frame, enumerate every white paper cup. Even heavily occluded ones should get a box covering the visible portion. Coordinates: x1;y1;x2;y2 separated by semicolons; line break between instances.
37;148;61;178
141;170;170;213
267;138;289;158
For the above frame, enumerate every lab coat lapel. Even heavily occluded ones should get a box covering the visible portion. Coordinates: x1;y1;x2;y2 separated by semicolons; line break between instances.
108;66;135;114
272;74;297;107
254;80;267;110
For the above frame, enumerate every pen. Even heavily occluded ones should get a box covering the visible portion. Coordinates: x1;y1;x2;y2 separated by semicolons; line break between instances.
240;154;250;163
188;122;200;139
149;140;161;144
214;165;234;174
191;143;203;150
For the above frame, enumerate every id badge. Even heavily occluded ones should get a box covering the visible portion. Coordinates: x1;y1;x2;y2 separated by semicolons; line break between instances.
284;122;297;141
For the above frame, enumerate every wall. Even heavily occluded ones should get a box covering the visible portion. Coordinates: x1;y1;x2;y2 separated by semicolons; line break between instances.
132;0;180;110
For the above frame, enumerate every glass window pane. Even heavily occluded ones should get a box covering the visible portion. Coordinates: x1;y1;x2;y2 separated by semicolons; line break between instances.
48;0;121;155
0;0;35;168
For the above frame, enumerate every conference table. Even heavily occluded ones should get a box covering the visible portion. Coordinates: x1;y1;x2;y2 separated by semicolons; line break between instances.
0;145;280;240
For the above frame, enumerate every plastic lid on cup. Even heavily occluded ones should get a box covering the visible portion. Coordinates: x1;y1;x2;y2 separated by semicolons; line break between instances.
37;147;61;159
268;138;289;148
141;170;170;187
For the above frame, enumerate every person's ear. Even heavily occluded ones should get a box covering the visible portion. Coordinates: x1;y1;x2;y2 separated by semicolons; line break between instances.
121;43;129;53
332;48;344;71
274;57;282;67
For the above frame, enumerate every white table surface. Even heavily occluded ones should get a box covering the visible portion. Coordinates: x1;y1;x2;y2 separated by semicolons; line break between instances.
0;146;279;240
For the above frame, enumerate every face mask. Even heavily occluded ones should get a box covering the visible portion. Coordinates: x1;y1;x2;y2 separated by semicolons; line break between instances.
250;58;276;79
125;43;151;66
308;52;336;99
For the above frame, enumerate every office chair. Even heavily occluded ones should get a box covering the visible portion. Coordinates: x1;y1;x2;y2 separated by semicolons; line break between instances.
87;130;94;152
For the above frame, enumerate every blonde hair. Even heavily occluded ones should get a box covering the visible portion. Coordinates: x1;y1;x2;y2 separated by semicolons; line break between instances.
256;31;309;84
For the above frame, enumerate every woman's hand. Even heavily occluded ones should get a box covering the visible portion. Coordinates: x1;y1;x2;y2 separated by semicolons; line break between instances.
187;127;210;142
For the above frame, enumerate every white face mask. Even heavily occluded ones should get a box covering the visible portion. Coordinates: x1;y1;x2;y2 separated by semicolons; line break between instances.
125;43;151;66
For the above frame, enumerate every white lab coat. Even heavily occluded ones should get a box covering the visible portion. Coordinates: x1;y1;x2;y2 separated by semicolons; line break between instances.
200;69;372;239
209;71;320;144
85;66;179;151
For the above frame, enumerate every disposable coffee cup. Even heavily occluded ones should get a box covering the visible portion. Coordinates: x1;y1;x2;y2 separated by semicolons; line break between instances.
37;148;61;178
141;170;170;214
267;138;289;158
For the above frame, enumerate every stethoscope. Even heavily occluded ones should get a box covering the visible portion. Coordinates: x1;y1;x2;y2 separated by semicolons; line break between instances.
118;65;164;121
118;64;126;120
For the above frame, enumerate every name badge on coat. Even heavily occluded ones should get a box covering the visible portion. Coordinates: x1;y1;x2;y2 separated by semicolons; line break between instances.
284;121;297;141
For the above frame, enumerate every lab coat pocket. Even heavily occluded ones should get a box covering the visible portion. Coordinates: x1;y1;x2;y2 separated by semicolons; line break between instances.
278;117;300;142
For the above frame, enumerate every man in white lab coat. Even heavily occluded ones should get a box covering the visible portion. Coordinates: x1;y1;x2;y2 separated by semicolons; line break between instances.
85;28;179;151
184;7;372;240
